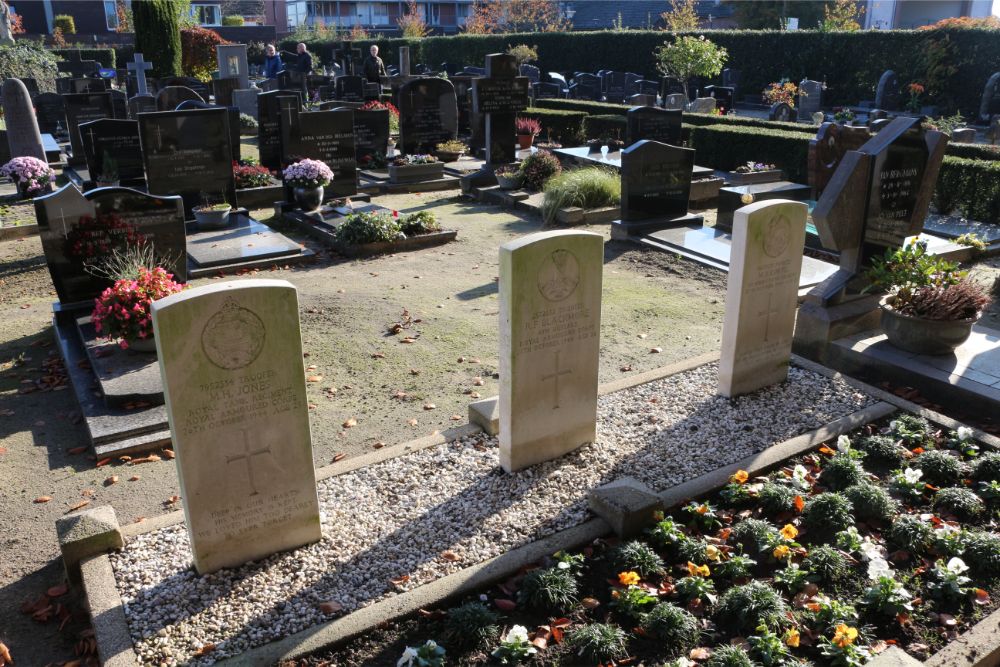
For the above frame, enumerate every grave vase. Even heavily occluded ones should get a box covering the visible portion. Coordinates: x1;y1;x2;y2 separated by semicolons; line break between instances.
17;180;52;200
127;336;158;353
294;185;324;211
880;302;979;355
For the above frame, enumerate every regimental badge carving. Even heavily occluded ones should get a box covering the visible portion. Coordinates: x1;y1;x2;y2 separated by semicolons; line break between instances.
201;297;266;370
536;249;580;302
762;215;791;259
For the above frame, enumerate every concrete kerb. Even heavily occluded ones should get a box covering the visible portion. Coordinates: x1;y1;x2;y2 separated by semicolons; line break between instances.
80;354;1000;666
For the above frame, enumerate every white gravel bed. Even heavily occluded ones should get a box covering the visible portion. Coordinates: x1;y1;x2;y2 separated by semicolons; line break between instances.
109;363;876;665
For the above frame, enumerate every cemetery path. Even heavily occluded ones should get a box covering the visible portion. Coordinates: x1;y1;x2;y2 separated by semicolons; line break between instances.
0;193;727;666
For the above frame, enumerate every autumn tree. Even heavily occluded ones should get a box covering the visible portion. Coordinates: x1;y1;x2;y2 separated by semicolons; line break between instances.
662;0;701;31
464;0;570;34
820;0;864;31
397;0;431;38
655;34;727;101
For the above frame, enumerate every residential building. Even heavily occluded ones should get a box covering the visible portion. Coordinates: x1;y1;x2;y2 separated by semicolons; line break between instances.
863;0;994;29
11;0;266;35
271;0;476;33
566;0;736;30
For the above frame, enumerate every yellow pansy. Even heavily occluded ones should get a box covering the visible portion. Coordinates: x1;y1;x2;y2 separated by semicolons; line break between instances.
705;544;722;562
780;524;799;540
773;544;791;560
730;470;749;484
618;571;640;586
686;561;710;577
784;628;800;648
832;624;858;648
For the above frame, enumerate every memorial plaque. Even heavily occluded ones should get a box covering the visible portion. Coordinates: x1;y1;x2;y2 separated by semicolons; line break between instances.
863;125;930;247
471;78;529;114
139;108;237;217
35;183;186;304
35;92;67;137
64;92;113;164
258;90;301;171
282;109;357;198
499;230;603;473
621;140;695;221
398;77;458;155
625;106;682;147
80;118;145;184
152;279;322;574
718;200;807;397
352;108;390;159
217;44;250;89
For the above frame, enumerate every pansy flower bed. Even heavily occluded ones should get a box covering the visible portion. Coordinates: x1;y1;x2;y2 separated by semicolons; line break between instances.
295;414;1000;666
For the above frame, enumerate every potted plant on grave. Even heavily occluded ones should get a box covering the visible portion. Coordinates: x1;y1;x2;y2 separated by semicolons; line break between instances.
233;160;273;189
192;193;233;230
95;151;120;188
358;152;389;170
283;158;334;211
864;241;992;354
833;107;855;125
515;116;541;150
388;153;443;184
587;137;605;154
434;139;467;163
728;161;783;186
494;163;523;190
1;156;55;199
905;82;925;114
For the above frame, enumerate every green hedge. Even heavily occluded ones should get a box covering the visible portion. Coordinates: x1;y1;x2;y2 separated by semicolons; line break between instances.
50;48;116;69
584;114;627;140
536;98;631;116
298;28;1000;116
683;112;819;134
520;107;587;145
690;124;812;182
936;157;1000;224
946;143;1000;161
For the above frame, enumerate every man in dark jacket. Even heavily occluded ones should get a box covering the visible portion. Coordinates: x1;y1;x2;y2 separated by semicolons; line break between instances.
294;43;313;74
362;45;386;83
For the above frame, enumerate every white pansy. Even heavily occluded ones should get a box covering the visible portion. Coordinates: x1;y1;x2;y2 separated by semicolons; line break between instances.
903;468;923;484
397;646;419;667
889;420;899;431
860;538;883;561
837;435;851;452
868;557;892;580
424;640;438;650
957;426;974;441
557;561;570;569
791;464;811;489
946;557;969;574
506;625;530;643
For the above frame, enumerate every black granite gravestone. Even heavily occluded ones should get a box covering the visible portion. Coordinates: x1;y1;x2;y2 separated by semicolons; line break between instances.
604;71;628;103
35;92;67;138
625;106;682;147
139;108;237;217
155;85;204;111
258;90;302;171
109;89;127;120
212;76;240;106
334;42;363;75
532;82;561;100
352;108;390;160
64;92;114;165
35;183;186;304
450;74;477;134
80;118;145;185
281;108;357;198
874;70;900;112
570;73;601;100
471;54;529;166
335;75;365;102
57;52;101;78
161;76;210;101
56;78;108;95
621;140;697;221
703;85;734;113
127;94;157;117
398;77;458;155
978;72;1000;125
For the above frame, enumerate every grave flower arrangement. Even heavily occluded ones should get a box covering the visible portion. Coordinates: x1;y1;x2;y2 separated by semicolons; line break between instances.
91;266;184;350
359;152;389;169
282;158;334;189
907;82;925;113
0;156;55;197
392;154;438;166
762;79;798;107
360;99;400;134
735;161;777;174
518;149;562;191
833;107;856;124
233;160;273;189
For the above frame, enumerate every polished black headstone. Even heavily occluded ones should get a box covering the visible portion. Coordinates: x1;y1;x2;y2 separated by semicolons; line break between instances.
80;118;145;184
626;106;682;147
258;90;302;171
621;139;695;221
282;109;357;198
352;108;390;160
56;77;108;95
472;54;529;165
64;92;114;165
212;76;240;106
127;94;157;117
155;85;204;111
335;75;365;102
35;92;67;137
398;77;458;155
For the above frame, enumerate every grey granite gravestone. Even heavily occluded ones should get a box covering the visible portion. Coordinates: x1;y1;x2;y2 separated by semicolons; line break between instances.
212;77;240;107
663;93;686;111
2;78;46;161
472;54;529;166
398;46;410;76
874;70;900;111
151;279;322;575
398;77;458;155
80;118;145;185
217;44;250;89
611;139;702;238
233;88;259;120
626;106;682;147
798;79;823;118
64;92;113;165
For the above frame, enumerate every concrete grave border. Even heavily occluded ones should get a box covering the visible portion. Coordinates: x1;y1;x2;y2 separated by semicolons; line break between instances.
79;353;1000;667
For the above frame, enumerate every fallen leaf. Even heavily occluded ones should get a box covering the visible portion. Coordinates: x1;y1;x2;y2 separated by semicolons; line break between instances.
450;415;462;421
342;417;357;428
407;418;418;426
974;588;991;605
162;449;175;459
410;368;420;375
400;337;417;344
47;583;68;597
34;496;52;503
472;377;485;386
133;517;145;523
95;458;112;467
307;375;323;382
129;454;161;465
690;647;711;660
390;574;410;586
104;475;119;486
67;446;87;455
494;598;516;611
650;347;662;354
373;441;385;449
193;644;216;657
319;601;343;614
128;475;140;482
441;551;459;562
371;352;385;359
332;452;346;462
165;495;180;505
581;597;600;609
423;403;436;410
0;447;7;455
81;489;95;497
66;500;90;512
793;495;805;513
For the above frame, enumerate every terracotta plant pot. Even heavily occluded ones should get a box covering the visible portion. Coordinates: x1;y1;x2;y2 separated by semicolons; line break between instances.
880;302;979;355
517;133;534;150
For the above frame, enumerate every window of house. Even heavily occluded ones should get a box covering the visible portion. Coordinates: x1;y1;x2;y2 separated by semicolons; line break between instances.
191;4;222;26
104;0;120;30
456;2;469;23
426;3;440;25
372;2;390;24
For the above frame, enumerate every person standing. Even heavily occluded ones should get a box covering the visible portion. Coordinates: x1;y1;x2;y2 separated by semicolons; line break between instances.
362;44;386;84
293;42;313;74
262;44;283;78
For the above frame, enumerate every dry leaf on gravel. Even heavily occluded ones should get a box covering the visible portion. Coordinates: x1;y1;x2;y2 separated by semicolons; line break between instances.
129;454;160;465
407;418;418;426
423;403;436;410
104;476;118;486
95;458;111;467
319;601;343;614
332;452;346;463
307;375;323;383
128;475;140;482
34;496;52;503
67;500;91;512
47;584;68;597
342;418;357;428
193;644;216;657
650;347;663;353
440;551;459;562
162;449;175;459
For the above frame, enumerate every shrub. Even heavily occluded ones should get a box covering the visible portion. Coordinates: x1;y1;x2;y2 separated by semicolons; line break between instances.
583;114;627;140
0;43;59;93
730;518;777;555
856;435;906;468
936;156;1000;224
654;35;728;101
689;124;811;182
519;150;561;191
518;566;578;611
398;210;441;236
133;0;181;78
333;211;402;246
914;450;966;487
705;645;755;667
53;14;76;34
821;454;866;491
963;531;1000;577
233;161;272;189
442;601;499;648
534;98;630;116
221;15;245;26
801;493;854;541
182;27;230;80
676;536;712;565
566;624;629;664
887;514;933;553
803;545;849;585
714;582;788;633
845;483;898;523
642;603;699;656
611;541;665;577
757;481;797;516
933;487;985;521
891;414;933;445
973;452;1000;482
540;167;620;224
238;113;258;133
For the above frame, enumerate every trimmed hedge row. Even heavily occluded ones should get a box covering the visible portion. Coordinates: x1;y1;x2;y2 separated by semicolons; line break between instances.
946;143;1000;161
584;114;627;139
689;124;812;182
535;98;631;116
519;107;588;145
50;47;116;69
936;157;1000;224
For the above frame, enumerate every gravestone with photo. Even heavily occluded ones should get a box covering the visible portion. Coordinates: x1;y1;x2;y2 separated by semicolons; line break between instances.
398;77;458;155
80;118;145;186
611;139;702;238
64;92;114;165
769;102;795;122
498;230;603;473
217;44;250;89
472;53;529;166
663;93;686;111
625;106;682;147
281;108;357;199
152;279;322;574
719;200;808;397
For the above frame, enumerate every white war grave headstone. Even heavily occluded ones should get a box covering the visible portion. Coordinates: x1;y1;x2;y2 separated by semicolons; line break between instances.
152;279;321;574
718;200;807;397
499;230;603;472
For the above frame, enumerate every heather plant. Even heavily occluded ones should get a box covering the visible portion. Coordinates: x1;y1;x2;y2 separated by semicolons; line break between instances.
518;149;561;191
515;116;541;136
442;601;499;648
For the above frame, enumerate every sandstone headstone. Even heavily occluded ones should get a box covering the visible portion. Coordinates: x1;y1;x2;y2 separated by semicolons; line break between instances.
2;78;46;161
499;230;602;473
719;199;808;397
152;279;322;574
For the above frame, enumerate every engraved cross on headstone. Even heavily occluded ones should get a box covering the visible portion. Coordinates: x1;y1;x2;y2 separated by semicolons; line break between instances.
57;207;70;238
541;350;573;409
756;293;783;343
226;429;273;497
127;53;153;96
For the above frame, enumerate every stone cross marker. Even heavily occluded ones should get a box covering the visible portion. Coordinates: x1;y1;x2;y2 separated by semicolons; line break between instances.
719;200;807;397
1;78;46;161
334;41;362;75
57;51;100;77
471;53;529;166
152;279;322;574
127;53;153;96
499;230;603;473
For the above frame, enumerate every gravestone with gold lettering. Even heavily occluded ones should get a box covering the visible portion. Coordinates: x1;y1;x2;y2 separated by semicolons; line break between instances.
499;231;603;473
152;279;321;574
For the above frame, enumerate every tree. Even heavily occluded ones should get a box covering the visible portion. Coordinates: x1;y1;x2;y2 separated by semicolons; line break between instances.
464;0;569;34
820;0;864;31
662;0;700;31
727;0;828;30
115;0;133;32
654;35;727;101
397;0;431;38
181;27;229;80
133;0;181;78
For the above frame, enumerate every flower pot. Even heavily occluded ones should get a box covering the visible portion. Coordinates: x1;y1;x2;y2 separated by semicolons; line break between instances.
434;150;462;163
95;180;120;188
193;206;232;230
126;336;157;353
880;302;979;355
587;141;604;154
17;181;51;199
517;133;534;150
293;185;324;211
495;173;522;190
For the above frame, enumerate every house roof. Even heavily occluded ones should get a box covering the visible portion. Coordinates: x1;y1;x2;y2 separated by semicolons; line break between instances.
568;0;734;30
